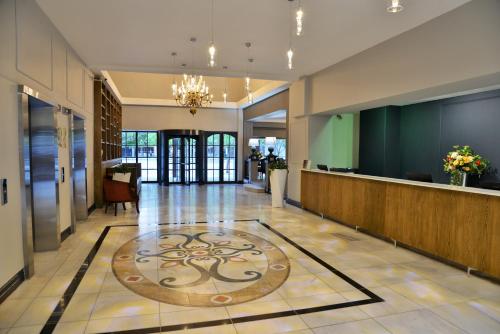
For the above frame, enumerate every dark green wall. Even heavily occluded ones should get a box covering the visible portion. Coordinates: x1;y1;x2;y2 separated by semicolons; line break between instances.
360;89;500;184
399;101;442;181
359;106;400;178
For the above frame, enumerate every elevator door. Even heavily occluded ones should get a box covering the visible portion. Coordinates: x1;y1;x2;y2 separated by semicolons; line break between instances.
28;97;60;251
167;137;198;184
72;115;87;221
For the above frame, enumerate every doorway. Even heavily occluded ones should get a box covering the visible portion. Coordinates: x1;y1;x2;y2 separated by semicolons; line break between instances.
167;136;199;185
71;114;87;221
206;133;237;183
159;130;238;185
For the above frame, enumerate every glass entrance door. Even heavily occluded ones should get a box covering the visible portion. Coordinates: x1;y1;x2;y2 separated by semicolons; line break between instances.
206;133;237;183
167;136;198;184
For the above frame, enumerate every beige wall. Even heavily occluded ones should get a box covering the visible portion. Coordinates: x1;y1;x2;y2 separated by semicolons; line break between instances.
0;0;93;287
287;80;309;202
122;105;239;132
308;0;500;115
243;90;289;121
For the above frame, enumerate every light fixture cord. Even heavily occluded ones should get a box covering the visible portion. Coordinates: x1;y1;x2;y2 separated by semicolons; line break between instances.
289;1;293;49
210;0;215;43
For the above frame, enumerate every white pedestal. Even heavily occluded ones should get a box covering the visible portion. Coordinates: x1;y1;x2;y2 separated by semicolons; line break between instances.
270;169;287;208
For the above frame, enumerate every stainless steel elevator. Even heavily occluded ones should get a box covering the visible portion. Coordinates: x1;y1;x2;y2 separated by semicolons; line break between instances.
18;86;61;277
71;114;87;221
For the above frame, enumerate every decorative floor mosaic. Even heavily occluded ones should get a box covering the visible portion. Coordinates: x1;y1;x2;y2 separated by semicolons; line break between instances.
40;219;382;333
113;225;291;307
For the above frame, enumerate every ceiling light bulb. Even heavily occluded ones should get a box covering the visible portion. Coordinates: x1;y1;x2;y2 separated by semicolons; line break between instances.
208;44;216;67
245;76;251;91
172;82;177;94
223;92;227;104
248;92;253;103
296;7;304;36
387;0;403;13
287;48;294;70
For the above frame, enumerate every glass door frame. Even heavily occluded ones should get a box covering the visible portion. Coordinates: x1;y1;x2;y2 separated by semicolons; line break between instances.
164;134;202;185
204;131;238;184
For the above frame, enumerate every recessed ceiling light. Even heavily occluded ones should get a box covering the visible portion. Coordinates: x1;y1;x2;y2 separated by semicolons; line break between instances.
387;0;404;13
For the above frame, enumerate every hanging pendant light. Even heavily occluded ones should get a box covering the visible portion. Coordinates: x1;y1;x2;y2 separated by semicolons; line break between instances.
244;42;253;101
171;52;178;96
387;0;404;13
222;66;228;103
287;49;294;70
208;0;217;67
287;1;294;70
296;0;304;36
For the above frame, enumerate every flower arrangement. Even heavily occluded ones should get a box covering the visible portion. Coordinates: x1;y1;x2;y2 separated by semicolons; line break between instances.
250;149;263;161
443;145;489;185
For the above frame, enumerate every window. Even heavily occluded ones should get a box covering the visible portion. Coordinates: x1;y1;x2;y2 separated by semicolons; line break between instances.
258;138;286;159
122;131;158;182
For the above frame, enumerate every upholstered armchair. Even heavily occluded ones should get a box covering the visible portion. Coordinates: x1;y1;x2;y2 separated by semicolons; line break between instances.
103;179;140;216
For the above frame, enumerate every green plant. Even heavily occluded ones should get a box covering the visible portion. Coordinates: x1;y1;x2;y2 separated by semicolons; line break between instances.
113;164;133;174
269;159;288;171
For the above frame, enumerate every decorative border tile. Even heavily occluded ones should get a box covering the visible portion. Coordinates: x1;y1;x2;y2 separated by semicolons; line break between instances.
40;219;383;333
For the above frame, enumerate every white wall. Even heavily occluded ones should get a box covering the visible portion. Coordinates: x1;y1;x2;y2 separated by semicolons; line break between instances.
0;0;93;287
308;0;500;115
287;80;309;202
0;76;26;288
56;112;71;232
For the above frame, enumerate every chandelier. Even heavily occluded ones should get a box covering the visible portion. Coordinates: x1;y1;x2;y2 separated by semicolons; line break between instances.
172;74;213;116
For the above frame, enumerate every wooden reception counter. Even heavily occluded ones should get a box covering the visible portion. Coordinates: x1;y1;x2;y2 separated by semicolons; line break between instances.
301;169;500;279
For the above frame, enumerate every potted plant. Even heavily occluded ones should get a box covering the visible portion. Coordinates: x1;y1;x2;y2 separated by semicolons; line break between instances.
112;164;133;183
443;145;489;186
269;159;288;207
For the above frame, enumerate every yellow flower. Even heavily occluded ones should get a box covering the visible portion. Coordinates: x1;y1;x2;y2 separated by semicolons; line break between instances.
453;160;459;166
464;167;470;171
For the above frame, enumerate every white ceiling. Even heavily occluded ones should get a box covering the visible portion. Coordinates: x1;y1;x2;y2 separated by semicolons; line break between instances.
36;0;470;81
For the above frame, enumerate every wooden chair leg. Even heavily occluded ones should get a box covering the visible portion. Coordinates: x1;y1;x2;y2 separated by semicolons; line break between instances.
122;202;126;210
114;203;117;216
105;202;108;214
135;200;140;213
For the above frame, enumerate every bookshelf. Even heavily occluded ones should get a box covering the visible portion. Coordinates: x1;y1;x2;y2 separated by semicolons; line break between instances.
94;77;122;207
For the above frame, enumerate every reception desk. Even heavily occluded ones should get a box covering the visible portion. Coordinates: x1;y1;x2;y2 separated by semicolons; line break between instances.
301;169;500;279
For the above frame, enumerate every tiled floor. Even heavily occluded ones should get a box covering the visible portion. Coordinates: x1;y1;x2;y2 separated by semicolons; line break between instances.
1;184;500;333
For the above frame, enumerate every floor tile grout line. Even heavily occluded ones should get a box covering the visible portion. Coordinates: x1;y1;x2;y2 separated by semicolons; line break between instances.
39;226;112;334
257;221;384;303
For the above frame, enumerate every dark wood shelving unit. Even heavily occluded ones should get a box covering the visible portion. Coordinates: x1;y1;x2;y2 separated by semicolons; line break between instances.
94;77;122;207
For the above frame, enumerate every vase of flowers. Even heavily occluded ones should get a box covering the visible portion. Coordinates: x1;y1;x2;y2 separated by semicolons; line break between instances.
443;145;489;186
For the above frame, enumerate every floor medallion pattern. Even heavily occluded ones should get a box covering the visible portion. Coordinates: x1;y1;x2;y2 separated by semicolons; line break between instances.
112;226;291;306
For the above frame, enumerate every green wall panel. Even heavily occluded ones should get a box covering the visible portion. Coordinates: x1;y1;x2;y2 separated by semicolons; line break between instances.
332;114;355;168
399;101;441;180
309;114;357;169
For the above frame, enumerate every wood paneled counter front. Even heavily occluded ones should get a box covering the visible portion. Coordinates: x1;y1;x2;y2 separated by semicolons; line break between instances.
301;169;500;279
